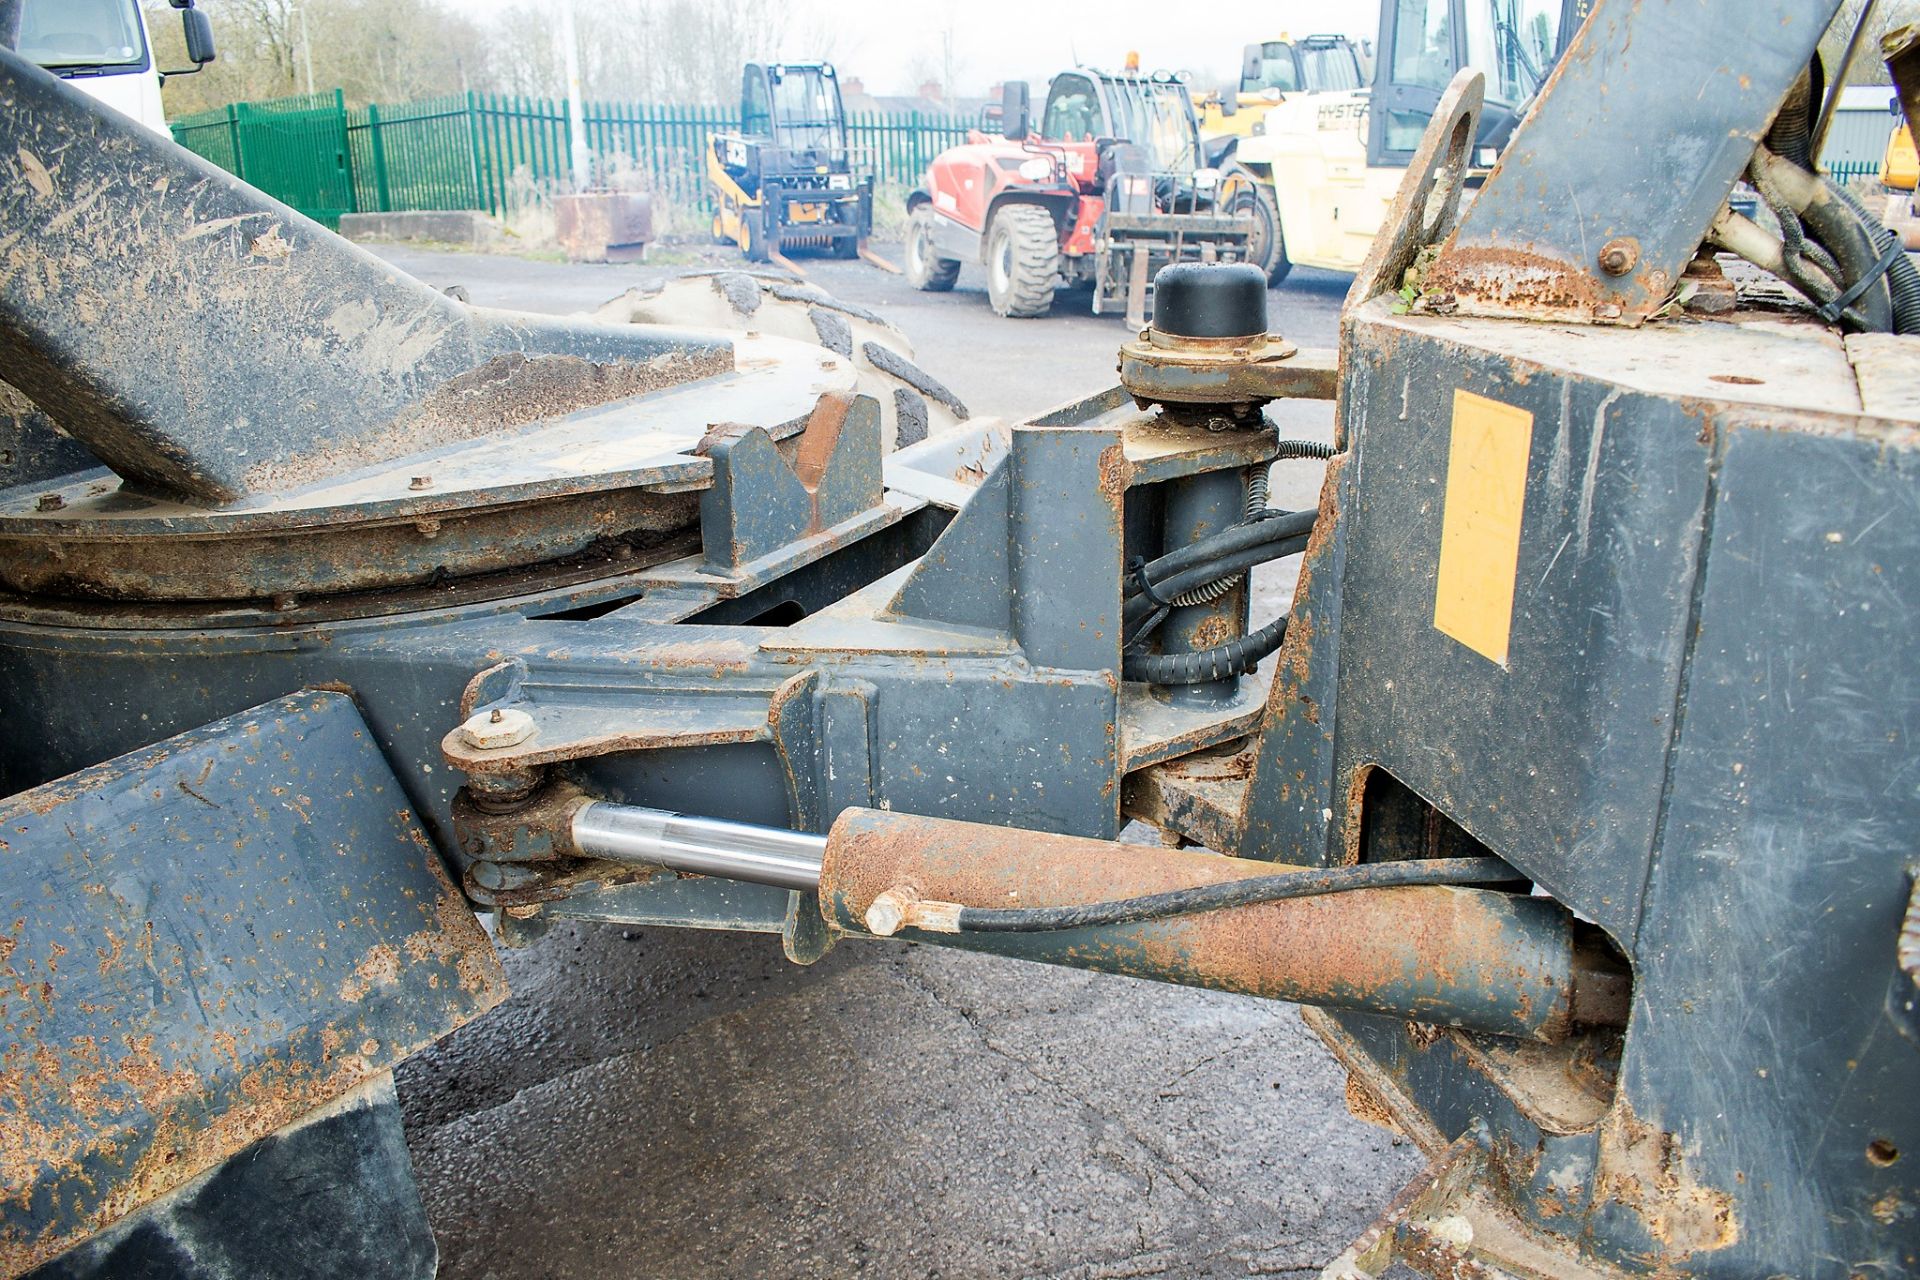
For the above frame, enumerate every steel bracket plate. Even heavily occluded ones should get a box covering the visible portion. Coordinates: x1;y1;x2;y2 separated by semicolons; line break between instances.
0;691;506;1273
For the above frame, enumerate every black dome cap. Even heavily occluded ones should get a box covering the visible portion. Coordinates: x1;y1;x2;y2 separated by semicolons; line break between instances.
1151;262;1268;339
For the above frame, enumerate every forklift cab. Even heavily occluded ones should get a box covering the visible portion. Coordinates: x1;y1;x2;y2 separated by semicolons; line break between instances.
1236;35;1366;97
1367;0;1592;167
709;60;871;262
735;62;848;174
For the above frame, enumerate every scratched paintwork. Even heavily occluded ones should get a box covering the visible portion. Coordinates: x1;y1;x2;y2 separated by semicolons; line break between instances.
1425;1;1838;325
0;691;504;1274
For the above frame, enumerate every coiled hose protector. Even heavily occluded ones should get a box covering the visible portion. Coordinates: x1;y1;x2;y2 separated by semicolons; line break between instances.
1166;441;1338;607
1830;180;1920;335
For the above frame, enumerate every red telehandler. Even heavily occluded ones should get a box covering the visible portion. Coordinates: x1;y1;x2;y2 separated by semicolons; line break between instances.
905;69;1262;322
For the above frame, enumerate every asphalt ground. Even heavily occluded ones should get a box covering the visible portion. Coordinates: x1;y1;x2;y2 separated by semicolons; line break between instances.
368;240;1420;1280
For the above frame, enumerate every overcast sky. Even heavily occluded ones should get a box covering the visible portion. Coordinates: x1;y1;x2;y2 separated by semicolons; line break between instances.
808;0;1385;91
473;0;1387;95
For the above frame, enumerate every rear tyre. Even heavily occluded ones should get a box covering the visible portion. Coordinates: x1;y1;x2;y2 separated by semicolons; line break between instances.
985;204;1061;318
905;205;961;291
1230;184;1289;285
742;209;772;264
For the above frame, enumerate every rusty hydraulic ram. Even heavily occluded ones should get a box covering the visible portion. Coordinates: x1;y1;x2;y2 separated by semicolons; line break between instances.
569;802;1624;1043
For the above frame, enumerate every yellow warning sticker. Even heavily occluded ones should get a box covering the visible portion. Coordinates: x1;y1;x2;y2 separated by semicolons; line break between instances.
1433;389;1534;666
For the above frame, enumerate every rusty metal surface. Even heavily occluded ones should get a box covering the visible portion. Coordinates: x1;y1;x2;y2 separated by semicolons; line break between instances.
1121;741;1254;852
0;691;504;1273
1424;0;1841;325
1118;340;1338;409
818;809;1578;1042
0;342;864;603
1343;72;1482;316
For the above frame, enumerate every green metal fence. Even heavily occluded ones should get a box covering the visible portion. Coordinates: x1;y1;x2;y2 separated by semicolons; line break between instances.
1827;158;1884;184
173;89;971;232
172;90;358;227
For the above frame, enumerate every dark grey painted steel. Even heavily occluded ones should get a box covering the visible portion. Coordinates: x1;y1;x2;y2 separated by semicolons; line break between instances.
1307;297;1920;1275
700;398;884;573
1325;321;1712;942
0;381;96;488
544;875;798;935
1156;466;1250;704
1008;422;1125;671
0;692;500;1273
1428;0;1843;324
1237;457;1346;864
1602;422;1920;1274
28;1076;435;1280
889;458;1013;631
0;51;731;503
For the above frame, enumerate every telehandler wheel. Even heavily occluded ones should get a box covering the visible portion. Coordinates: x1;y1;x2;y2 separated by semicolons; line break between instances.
905;206;961;291
742;210;772;264
1231;185;1289;285
711;212;733;246
985;204;1061;318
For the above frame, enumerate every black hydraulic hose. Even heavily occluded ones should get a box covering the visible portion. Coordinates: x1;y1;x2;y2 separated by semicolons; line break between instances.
1122;613;1287;684
1799;176;1896;332
1830;179;1920;335
1140;508;1316;586
1273;439;1337;461
1124;533;1312;631
1766;67;1817;171
953;856;1518;932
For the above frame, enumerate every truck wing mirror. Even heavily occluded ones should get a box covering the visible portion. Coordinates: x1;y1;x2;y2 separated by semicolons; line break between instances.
1219;87;1239;118
182;7;216;66
1003;81;1031;141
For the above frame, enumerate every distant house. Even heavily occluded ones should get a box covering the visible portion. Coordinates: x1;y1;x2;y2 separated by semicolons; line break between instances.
840;76;985;120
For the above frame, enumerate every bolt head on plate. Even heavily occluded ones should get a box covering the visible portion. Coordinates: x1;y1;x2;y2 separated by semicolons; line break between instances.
1598;237;1640;277
459;707;536;750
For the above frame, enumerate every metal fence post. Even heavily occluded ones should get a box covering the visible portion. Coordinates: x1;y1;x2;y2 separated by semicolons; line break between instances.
367;103;391;212
226;102;247;182
465;90;489;215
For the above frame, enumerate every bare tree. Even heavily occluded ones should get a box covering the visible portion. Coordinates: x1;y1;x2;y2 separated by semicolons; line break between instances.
145;0;302;113
480;0;834;105
149;0;836;116
1824;0;1920;85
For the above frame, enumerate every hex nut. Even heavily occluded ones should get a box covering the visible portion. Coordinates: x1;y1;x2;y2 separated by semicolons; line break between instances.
459;707;536;750
1598;237;1640;277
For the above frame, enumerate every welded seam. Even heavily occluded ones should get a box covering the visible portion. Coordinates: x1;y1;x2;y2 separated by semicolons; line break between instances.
1630;416;1728;954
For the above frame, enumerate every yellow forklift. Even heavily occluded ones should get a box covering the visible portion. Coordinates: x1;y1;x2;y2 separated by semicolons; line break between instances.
707;61;873;265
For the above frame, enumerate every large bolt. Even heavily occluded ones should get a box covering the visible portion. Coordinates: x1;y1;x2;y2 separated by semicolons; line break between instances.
459;707;536;750
1598;237;1640;277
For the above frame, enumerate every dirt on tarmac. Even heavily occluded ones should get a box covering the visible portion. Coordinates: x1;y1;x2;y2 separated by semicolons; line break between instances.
370;241;1420;1280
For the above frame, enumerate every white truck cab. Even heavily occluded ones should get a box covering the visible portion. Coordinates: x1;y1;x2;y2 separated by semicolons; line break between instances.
18;0;214;136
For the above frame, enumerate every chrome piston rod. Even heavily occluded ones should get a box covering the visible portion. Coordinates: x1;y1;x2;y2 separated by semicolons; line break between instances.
570;801;825;891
